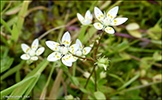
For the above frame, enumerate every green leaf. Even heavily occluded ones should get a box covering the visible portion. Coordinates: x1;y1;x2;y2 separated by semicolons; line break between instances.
0;53;14;73
78;25;88;42
1;18;12;34
94;91;106;100
1;61;25;80
14;1;31;41
108;73;124;83
83;27;97;44
80;87;89;94
71;76;79;86
117;72;140;91
0;1;6;11
11;24;18;41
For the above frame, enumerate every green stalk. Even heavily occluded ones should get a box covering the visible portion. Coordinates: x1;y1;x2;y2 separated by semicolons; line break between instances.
39;62;56;99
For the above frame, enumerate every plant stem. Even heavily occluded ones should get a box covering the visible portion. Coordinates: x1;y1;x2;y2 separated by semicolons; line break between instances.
94;68;97;91
73;54;95;62
39;62;56;99
94;32;105;59
80;32;105;99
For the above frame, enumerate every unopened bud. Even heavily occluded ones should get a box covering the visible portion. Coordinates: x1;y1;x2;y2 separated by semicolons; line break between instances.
83;72;90;78
140;69;146;77
100;71;107;79
65;95;74;100
97;57;109;70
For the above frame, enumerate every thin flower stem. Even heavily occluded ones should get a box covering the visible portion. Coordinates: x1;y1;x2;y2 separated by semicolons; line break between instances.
73;54;96;62
61;77;67;96
94;67;97;91
38;25;67;40
94;32;105;59
80;32;105;99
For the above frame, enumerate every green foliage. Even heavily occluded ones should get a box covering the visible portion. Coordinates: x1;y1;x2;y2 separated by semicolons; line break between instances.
0;1;161;100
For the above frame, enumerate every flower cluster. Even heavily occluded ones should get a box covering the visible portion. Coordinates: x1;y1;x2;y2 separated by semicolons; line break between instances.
21;39;45;61
77;6;128;34
21;6;127;69
46;32;91;66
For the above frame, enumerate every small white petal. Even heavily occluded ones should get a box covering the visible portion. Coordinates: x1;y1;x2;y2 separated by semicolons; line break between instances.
107;6;119;20
69;44;79;54
36;47;45;56
94;7;104;21
76;39;83;50
111;18;128;26
61;31;71;46
77;13;85;25
45;41;60;51
105;27;115;34
21;43;30;53
20;54;30;60
83;47;91;55
31;39;39;51
62;56;73;67
30;56;38;61
85;10;92;22
47;52;62;61
84;19;92;25
93;22;103;30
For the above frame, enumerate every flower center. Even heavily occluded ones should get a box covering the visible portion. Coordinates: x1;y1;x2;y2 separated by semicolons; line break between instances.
29;49;35;56
60;47;68;54
103;18;111;26
76;50;82;56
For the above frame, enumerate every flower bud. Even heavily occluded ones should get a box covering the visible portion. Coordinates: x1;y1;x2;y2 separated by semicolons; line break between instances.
100;71;107;79
65;95;74;100
83;72;90;78
97;57;109;70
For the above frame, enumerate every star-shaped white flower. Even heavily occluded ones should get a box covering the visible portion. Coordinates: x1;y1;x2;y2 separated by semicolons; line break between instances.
77;10;93;25
75;39;91;59
93;6;128;34
46;31;79;67
20;39;45;61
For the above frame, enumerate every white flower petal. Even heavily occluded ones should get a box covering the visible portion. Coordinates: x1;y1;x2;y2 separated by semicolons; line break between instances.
111;18;128;26
85;10;92;22
30;56;38;61
93;22;103;30
21;43;30;53
94;7;104;21
62;56;73;67
47;52;62;61
84;19;92;25
20;54;30;60
105;27;115;34
31;39;39;51
61;31;71;46
73;56;78;61
76;39;83;50
69;44;79;54
83;47;91;55
107;6;119;20
36;47;45;56
77;13;85;25
45;41;60;51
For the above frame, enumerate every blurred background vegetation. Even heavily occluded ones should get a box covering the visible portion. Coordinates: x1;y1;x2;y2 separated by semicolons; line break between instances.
0;0;162;100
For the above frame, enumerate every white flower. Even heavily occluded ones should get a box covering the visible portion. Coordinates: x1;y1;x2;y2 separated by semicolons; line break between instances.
46;31;79;67
77;10;93;25
75;39;91;59
93;6;128;34
20;39;45;61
